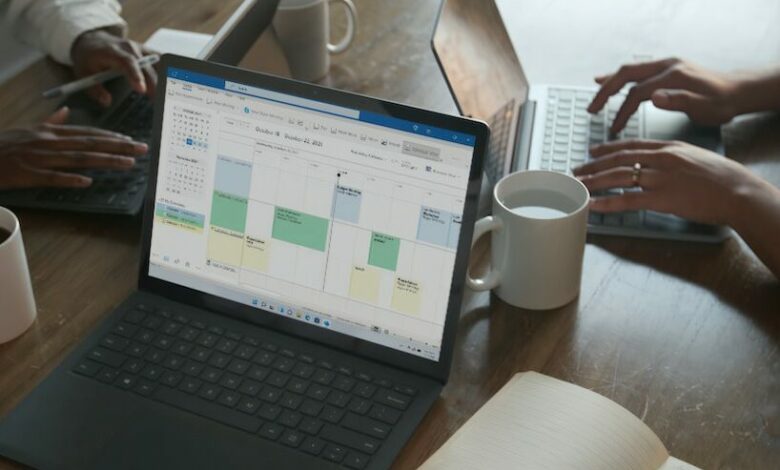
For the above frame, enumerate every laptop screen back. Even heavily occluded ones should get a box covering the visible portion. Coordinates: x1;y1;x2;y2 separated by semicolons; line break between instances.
147;66;477;362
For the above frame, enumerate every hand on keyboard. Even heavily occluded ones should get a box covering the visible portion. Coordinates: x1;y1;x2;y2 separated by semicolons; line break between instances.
587;58;742;134
0;107;147;190
572;139;762;226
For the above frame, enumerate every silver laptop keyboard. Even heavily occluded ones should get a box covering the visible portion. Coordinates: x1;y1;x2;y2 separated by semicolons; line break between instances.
539;88;641;174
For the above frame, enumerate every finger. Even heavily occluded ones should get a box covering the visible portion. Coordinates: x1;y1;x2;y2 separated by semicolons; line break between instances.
589;191;653;213
573;149;667;176
86;84;113;107
651;88;710;113
588;139;669;157
587;58;679;113
44;107;70;125
33;136;147;155
26;150;136;170
110;49;146;94
22;167;92;188
142;64;157;97
577;166;662;191
44;124;132;140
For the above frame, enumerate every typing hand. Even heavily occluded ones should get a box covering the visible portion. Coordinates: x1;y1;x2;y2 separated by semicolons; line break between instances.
71;28;158;107
572;139;759;226
0;107;147;190
586;58;740;134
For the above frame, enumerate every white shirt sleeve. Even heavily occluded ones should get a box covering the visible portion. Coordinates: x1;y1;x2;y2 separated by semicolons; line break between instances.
1;0;127;65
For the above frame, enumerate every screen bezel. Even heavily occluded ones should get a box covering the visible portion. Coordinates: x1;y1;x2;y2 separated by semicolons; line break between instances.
139;54;488;383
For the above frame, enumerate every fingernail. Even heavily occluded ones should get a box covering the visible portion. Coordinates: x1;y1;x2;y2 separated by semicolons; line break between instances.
652;90;669;105
120;157;135;167
135;143;148;151
100;95;111;107
75;176;92;187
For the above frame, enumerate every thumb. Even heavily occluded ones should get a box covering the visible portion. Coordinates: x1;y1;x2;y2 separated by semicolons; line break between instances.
651;89;708;113
44;106;70;124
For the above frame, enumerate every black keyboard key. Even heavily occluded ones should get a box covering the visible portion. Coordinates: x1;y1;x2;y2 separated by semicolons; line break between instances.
219;373;241;390
322;444;347;463
115;373;137;390
299;417;323;435
317;360;334;370
97;368;119;383
320;406;344;424
237;396;260;415
183;361;204;376
74;360;101;377
238;380;262;396
280;392;303;410
201;367;222;383
144;348;164;364
199;383;222;401
368;404;400;425
154;386;261;433
141;365;164;381
258;404;282;421
321;425;380;455
191;347;211;363
344;452;370;469
135;329;155;344
258;385;282;403
327;390;350;408
262;342;278;352
394;384;417;396
179;326;199;342
216;338;237;354
172;341;193;356
113;323;138;338
174;314;189;324
279;410;302;428
134;380;156;396
375;388;410;410
280;348;296;358
273;357;295;372
196;332;219;348
301;437;325;456
123;358;145;374
179;377;202;394
247;365;269;382
244;336;261;347
347;397;370;415
142;316;163;330
307;383;330;401
299;354;314;364
226;331;242;341
227;358;250;375
287;377;309;395
300;399;323;417
312;369;335;385
343;413;390;439
252;350;275;366
356;372;372;383
161;371;183;388
88;347;126;368
126;343;147;357
234;345;256;360
135;303;155;313
208;325;224;335
191;321;206;330
268;371;289;388
354;383;376;399
162;355;185;370
161;321;182;336
374;378;392;388
336;365;353;376
124;310;146;324
280;429;303;448
292;363;315;379
217;390;240;408
258;422;284;441
153;335;174;350
333;376;355;392
208;352;231;368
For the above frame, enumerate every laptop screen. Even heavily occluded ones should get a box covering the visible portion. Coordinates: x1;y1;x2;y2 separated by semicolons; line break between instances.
148;67;476;361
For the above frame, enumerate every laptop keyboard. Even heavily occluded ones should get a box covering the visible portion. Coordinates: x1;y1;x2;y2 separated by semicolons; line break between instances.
0;92;152;214
484;99;515;185
72;302;418;469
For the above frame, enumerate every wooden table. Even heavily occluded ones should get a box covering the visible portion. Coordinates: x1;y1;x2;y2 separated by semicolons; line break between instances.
1;0;778;468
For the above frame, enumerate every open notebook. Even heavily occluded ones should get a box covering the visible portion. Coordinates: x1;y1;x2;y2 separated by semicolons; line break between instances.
420;372;700;470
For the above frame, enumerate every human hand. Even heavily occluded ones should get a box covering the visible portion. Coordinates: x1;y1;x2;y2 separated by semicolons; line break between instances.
587;58;741;134
71;28;157;107
572;139;761;226
0;107;147;190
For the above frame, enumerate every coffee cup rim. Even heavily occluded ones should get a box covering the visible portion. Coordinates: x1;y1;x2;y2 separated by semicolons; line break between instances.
0;206;20;249
492;170;590;221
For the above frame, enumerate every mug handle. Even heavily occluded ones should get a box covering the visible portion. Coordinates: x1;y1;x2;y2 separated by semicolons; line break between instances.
328;0;357;54
466;215;503;291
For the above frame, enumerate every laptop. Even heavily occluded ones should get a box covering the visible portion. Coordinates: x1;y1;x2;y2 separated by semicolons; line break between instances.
432;0;729;242
0;0;280;216
0;54;488;469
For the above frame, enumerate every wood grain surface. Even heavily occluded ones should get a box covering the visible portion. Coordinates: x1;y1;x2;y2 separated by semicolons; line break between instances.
0;0;778;469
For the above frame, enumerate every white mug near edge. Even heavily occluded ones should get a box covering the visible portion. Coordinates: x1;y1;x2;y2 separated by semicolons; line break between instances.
273;0;358;82
0;206;36;344
467;170;590;310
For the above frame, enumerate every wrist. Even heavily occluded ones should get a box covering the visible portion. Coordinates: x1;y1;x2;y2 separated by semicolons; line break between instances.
727;172;778;234
71;27;125;61
729;68;780;116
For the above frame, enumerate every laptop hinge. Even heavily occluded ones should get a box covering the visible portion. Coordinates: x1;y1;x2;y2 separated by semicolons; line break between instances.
512;99;536;172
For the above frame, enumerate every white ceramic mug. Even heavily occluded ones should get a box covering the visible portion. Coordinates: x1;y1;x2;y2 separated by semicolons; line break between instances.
0;206;36;343
273;0;358;82
466;171;589;310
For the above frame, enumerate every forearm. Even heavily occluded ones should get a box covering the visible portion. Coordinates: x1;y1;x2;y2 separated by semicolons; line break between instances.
730;176;780;279
732;67;780;116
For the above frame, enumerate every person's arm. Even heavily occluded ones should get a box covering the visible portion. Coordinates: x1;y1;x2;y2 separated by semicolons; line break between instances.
573;139;780;279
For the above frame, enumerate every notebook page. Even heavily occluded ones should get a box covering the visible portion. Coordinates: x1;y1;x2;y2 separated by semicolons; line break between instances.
658;457;701;470
420;372;670;470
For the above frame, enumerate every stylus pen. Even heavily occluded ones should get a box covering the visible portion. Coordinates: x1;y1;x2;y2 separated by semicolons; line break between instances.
42;54;160;99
